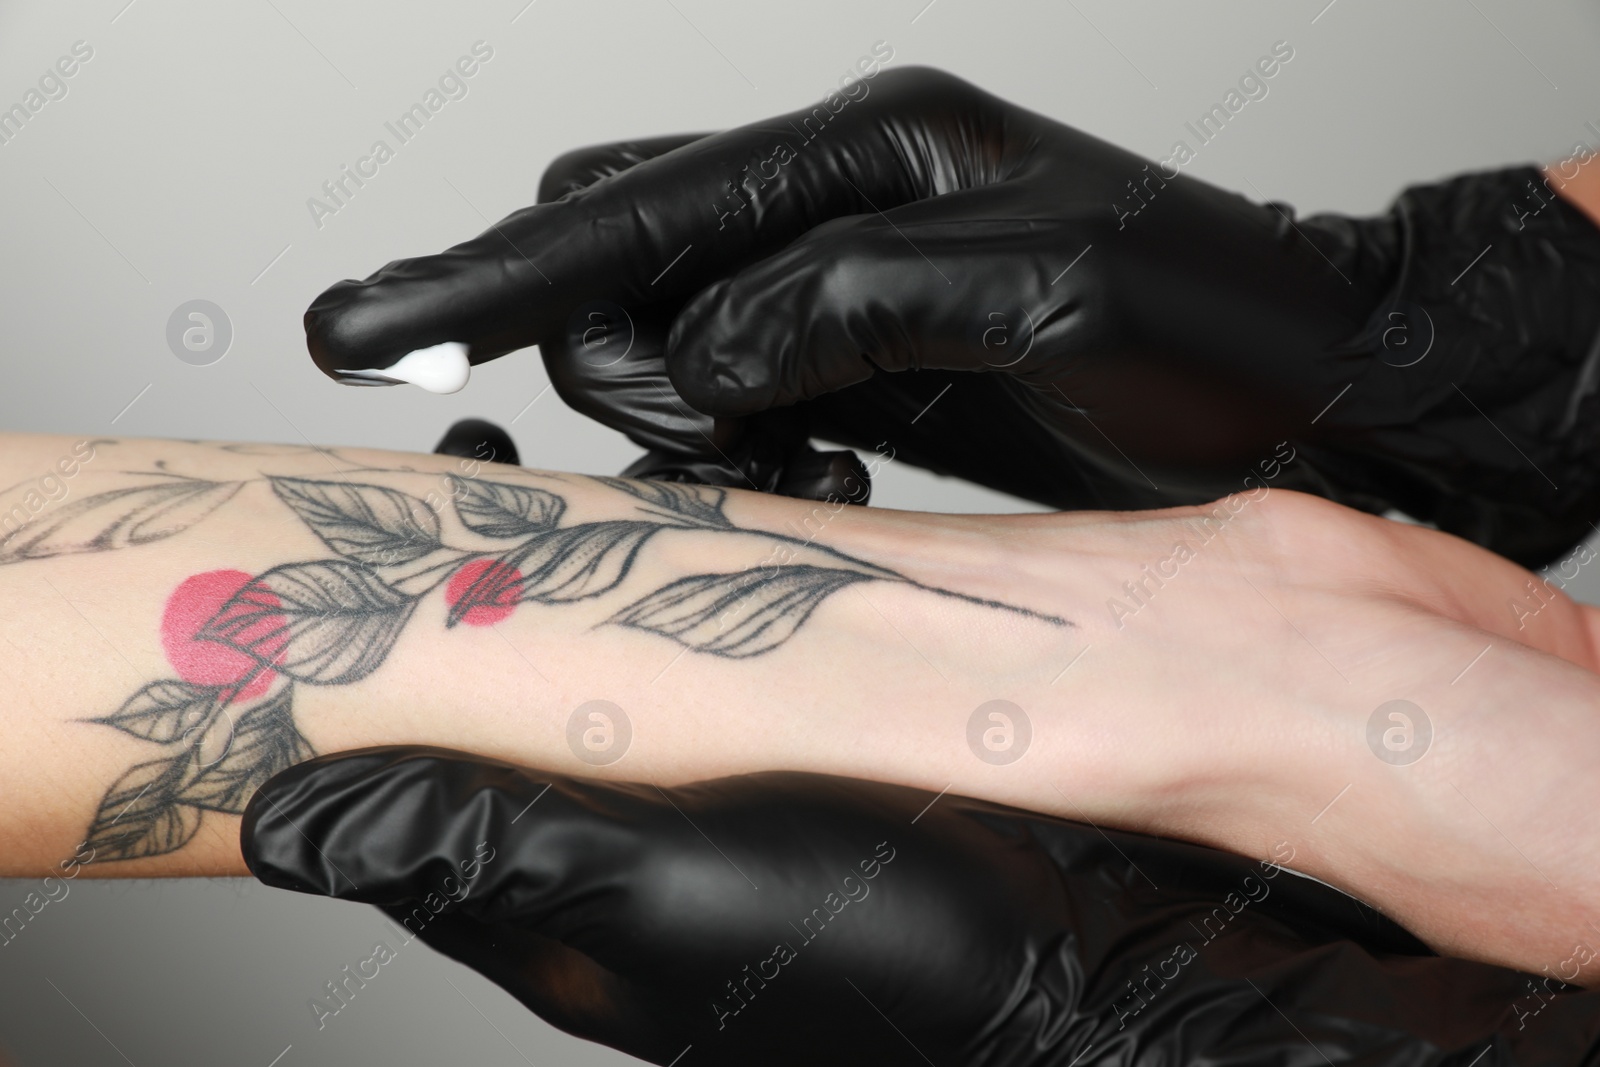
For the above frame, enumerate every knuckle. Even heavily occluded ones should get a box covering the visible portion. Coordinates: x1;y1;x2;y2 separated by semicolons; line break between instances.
538;144;628;203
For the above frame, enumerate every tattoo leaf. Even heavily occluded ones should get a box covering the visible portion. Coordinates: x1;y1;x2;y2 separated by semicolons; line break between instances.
452;478;565;537
609;564;872;657
271;478;443;567
198;561;419;685
594;477;731;528
446;520;659;625
371;547;478;598
84;757;202;860
0;480;242;564
90;680;220;743
180;688;315;815
501;520;658;607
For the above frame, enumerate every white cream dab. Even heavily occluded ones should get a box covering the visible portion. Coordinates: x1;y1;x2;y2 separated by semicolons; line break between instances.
340;341;471;394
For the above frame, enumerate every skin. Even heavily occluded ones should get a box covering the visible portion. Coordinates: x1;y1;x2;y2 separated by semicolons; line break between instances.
1548;158;1600;229
3;432;1600;990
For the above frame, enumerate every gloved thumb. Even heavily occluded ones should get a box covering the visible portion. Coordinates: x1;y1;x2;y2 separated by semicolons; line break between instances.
240;746;644;914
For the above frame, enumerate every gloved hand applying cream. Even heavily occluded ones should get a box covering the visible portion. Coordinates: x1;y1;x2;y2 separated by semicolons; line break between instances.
242;747;1600;1066
305;64;1600;565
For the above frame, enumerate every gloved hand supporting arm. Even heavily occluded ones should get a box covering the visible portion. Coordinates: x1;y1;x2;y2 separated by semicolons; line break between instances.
242;749;1600;1066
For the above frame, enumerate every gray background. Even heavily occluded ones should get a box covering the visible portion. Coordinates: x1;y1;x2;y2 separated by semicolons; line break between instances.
2;0;1600;1063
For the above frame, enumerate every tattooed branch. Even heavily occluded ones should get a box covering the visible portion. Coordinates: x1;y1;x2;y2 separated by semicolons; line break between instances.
58;467;1059;862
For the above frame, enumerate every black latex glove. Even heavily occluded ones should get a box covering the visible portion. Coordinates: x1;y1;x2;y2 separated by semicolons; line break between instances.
305;65;1600;565
242;748;1600;1066
432;416;521;467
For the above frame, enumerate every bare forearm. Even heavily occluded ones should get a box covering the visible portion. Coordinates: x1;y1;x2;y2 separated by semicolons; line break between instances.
0;433;1081;878
10;431;1600;987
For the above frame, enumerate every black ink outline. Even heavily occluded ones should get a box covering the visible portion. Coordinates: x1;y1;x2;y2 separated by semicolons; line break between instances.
609;564;875;657
68;469;1067;861
0;479;242;564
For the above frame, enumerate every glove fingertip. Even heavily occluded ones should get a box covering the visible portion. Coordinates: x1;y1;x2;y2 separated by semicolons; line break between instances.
302;294;364;383
239;783;336;896
775;448;872;505
240;748;431;897
433;418;520;467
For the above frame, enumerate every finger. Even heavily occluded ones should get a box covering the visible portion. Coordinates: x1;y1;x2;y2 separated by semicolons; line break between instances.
772;446;872;503
432;417;519;466
240;747;794;989
302;136;700;395
620;442;871;504
240;746;650;907
535;134;840;485
534;295;760;484
242;746;804;942
304;66;992;384
534;236;819;490
241;747;519;902
423;407;865;508
541;298;730;453
664;197;1069;417
541;294;868;497
533;139;715;454
241;751;909;976
537;133;715;204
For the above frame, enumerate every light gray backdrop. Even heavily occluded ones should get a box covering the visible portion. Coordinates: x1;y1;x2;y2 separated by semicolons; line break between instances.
2;1;1599;1064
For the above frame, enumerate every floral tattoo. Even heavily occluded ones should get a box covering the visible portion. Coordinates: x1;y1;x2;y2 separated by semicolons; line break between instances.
2;451;1066;862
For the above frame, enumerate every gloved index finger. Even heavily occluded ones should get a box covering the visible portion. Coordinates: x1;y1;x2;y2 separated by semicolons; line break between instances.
536;132;716;204
303;65;986;389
